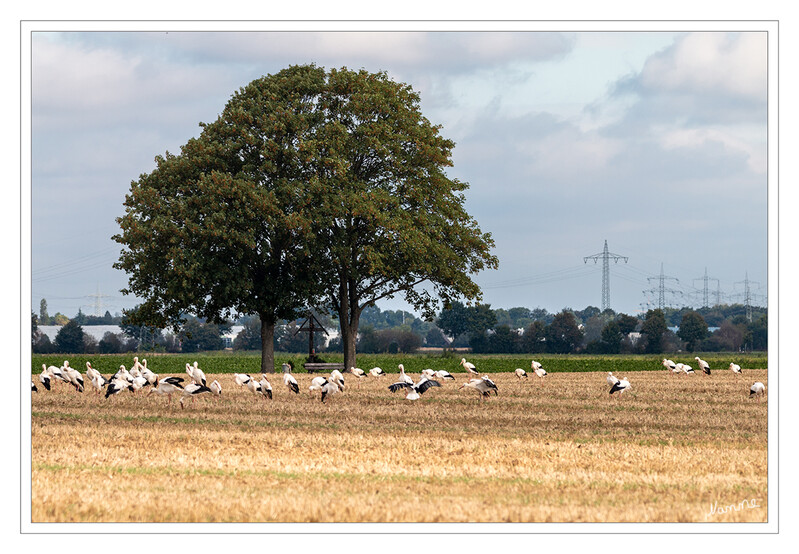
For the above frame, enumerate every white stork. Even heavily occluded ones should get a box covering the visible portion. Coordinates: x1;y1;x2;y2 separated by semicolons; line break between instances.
258;375;273;400
676;363;694;375
749;382;766;400
421;369;436;379
481;375;499;395
141;364;158;386
607;372;619;387
349;366;366;388
89;372;108;394
284;372;300;394
308;376;339;403
148;376;185;403
388;377;442;400
459;378;495;401
609;377;631;397
186;362;207;386
62;363;84;392
114;365;133;383
330;369;346;391
730;363;742;374
44;364;68;388
435;370;456;381
130;375;149;393
234;373;253;388
180;383;214;408
105;378;132;399
460;358;479;376
368;367;385;378
397;364;414;385
662;358;677;373
515;368;528;380
532;360;547;384
695;357;711;376
38;366;51;391
209;380;222;396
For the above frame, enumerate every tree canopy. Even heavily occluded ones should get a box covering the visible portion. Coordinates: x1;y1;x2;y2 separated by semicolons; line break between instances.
115;64;497;370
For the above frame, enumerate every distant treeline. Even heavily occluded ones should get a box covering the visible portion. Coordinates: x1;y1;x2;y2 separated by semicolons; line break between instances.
32;300;767;355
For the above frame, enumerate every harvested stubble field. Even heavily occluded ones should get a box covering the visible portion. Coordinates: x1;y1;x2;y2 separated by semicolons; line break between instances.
30;367;767;523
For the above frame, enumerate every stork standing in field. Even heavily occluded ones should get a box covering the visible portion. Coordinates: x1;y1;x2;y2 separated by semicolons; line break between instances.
284;372;300;394
609;377;631;397
186;362;207;387
675;363;694;376
607;372;619;387
89;372;108;394
397;364;414;385
38;366;51;391
148;376;185;403
258;375;273;400
234;373;252;389
62;363;84;392
368;367;385;378
662;359;679;375
180;383;213;408
749;382;766;400
141;364;157;386
388;376;441;401
105;378;132;399
209;380;222;396
481;375;499;395
695;357;711;376
309;377;339;403
348;367;366;388
459;378;495;401
44;364;68;389
114;365;133;383
515;368;528;381
531;360;547;385
460;358;479;377
421;369;436;379
330;369;346;392
730;363;742;374
435;370;455;381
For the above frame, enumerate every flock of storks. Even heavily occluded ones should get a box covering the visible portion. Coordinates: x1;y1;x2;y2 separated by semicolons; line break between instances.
31;354;766;406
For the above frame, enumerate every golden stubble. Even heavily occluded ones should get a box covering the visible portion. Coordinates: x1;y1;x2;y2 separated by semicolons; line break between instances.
31;369;767;523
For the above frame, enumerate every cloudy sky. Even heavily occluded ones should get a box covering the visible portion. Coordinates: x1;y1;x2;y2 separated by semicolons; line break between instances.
27;23;771;321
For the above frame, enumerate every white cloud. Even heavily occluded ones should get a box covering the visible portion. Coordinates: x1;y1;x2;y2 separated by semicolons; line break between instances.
638;32;766;101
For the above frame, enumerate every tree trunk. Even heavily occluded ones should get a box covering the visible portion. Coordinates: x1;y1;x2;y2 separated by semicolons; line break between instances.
260;317;276;373
337;274;362;371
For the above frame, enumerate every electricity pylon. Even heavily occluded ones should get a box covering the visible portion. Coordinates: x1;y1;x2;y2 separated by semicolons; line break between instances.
693;267;720;308
583;240;628;312
645;263;681;310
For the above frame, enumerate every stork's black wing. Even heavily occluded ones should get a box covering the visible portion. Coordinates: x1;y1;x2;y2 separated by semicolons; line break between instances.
388;382;412;393
609;382;626;395
416;379;442;395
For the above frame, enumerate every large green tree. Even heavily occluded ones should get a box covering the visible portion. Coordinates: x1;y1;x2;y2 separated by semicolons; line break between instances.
545;310;583;354
313;68;497;368
54;320;86;353
677;311;708;352
640;309;668;353
114;65;328;372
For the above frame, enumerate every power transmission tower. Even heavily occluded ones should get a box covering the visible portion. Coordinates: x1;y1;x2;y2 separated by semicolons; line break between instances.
86;283;112;317
645;263;681;310
733;272;760;322
693;267;720;308
583;240;628;311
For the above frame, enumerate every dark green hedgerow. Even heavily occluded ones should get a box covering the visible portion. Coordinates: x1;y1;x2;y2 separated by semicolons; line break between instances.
31;352;767;375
